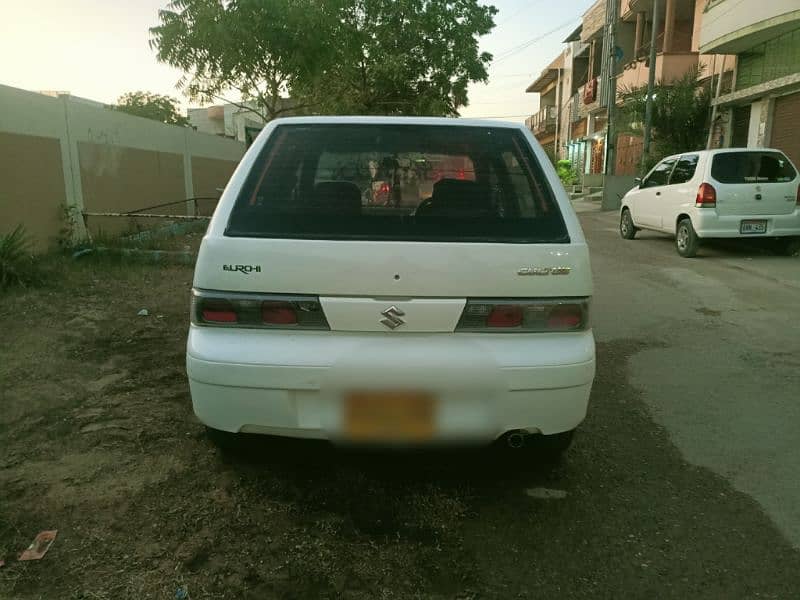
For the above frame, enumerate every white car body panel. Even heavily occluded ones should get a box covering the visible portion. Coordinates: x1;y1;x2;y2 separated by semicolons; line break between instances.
187;116;595;443
621;148;800;239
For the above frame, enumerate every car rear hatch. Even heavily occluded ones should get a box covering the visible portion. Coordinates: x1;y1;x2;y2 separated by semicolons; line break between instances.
710;150;798;216
195;122;590;334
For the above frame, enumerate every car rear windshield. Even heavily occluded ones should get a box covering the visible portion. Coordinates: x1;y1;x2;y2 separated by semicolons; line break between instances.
711;151;797;184
226;124;568;243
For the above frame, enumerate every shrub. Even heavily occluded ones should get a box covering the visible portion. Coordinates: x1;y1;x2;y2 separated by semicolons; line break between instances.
556;159;578;186
0;225;39;290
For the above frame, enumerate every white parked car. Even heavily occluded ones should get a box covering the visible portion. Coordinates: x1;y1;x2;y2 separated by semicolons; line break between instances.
186;116;595;458
619;148;800;257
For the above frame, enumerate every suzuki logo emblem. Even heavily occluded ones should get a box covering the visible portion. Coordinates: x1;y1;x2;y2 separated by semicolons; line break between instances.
380;306;406;330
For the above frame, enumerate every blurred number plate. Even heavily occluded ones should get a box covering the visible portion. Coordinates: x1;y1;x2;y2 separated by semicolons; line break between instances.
345;392;434;441
740;220;766;234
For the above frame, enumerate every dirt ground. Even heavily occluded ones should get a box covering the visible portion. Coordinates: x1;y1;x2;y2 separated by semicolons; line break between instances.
2;253;800;599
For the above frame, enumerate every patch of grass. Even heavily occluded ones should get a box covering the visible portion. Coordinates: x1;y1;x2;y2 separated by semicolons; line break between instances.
0;225;40;290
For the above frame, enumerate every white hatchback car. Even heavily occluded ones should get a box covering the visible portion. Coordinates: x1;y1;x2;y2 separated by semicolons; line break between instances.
619;148;800;257
187;117;595;457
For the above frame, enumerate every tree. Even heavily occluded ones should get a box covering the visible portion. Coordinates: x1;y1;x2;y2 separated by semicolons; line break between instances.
113;91;189;126
617;66;711;172
149;0;497;120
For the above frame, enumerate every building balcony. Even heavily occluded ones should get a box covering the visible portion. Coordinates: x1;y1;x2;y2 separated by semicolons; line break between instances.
616;52;699;97
575;78;603;118
525;105;557;136
699;0;800;54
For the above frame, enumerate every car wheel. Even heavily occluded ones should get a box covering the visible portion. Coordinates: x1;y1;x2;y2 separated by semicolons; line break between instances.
772;237;800;257
498;430;575;464
532;430;575;462
205;426;242;452
620;209;637;240
676;218;700;258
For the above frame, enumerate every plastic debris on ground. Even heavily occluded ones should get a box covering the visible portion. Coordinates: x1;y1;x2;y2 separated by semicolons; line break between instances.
525;487;567;500
137;309;149;316
18;530;58;561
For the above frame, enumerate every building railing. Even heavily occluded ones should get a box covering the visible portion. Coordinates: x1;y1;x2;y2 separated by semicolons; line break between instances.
525;105;557;134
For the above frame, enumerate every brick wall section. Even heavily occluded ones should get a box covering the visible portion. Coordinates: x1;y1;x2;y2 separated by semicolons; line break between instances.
581;0;606;42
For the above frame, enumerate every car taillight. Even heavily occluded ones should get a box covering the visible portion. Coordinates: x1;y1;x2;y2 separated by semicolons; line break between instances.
456;299;589;332
261;302;298;325
378;182;390;195
487;305;523;328
796;184;800;206
191;290;329;330
201;299;238;324
696;183;716;208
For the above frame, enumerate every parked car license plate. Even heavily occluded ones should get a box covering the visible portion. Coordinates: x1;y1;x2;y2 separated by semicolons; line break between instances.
740;220;767;234
345;391;434;441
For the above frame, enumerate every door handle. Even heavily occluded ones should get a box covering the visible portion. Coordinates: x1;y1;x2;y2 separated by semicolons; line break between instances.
655;191;661;196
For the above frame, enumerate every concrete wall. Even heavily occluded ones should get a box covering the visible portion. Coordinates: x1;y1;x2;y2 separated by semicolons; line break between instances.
700;0;800;53
0;84;244;250
0;132;68;250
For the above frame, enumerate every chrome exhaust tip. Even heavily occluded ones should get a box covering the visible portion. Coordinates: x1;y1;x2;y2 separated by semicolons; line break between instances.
507;432;526;449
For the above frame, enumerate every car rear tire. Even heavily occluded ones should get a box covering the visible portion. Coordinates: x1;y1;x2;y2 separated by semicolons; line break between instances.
772;237;800;257
205;426;242;452
502;430;575;464
532;430;575;461
676;218;700;258
620;209;638;240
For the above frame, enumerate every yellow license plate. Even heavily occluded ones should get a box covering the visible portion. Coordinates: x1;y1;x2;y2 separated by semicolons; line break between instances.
345;391;435;441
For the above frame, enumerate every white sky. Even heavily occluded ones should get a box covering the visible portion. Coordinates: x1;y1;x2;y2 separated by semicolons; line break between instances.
3;0;596;123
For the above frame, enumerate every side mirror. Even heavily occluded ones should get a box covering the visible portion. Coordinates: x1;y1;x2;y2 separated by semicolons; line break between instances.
634;177;642;186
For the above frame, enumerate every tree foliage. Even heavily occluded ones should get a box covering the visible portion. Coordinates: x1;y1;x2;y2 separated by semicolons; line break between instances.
149;0;497;119
617;66;711;171
113;91;189;126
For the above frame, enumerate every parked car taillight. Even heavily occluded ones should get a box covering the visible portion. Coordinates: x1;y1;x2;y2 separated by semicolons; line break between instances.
191;290;329;330
695;183;717;208
456;299;589;332
796;184;800;206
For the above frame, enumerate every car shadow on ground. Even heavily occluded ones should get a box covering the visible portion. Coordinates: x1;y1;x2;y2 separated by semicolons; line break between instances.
634;230;789;259
216;433;561;487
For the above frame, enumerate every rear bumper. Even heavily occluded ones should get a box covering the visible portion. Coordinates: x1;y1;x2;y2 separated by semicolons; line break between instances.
693;209;800;238
186;326;596;442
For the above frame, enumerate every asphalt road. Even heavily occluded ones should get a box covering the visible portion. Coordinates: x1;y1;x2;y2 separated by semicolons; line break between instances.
579;200;800;549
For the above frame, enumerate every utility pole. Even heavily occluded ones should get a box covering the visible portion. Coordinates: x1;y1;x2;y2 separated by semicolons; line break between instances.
603;0;619;176
706;55;726;149
641;0;660;171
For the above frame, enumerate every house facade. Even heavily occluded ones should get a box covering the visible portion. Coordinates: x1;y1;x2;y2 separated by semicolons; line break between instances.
699;0;800;166
527;0;742;177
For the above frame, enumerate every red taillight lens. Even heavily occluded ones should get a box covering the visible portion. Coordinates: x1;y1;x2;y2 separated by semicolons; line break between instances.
547;304;583;330
457;299;589;332
192;291;329;329
796;184;800;206
487;305;523;328
201;300;237;323
696;183;717;207
379;182;390;195
261;302;298;325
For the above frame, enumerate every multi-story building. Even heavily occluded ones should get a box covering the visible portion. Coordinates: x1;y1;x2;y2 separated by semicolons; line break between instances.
699;0;800;166
527;0;739;177
525;53;565;161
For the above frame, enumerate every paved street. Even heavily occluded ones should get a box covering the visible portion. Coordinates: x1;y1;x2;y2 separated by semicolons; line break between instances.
581;201;800;548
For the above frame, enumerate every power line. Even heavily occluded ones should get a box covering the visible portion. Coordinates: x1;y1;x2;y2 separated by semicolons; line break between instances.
496;0;547;28
492;16;581;63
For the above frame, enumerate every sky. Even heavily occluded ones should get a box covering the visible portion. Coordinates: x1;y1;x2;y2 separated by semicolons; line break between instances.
3;0;596;124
